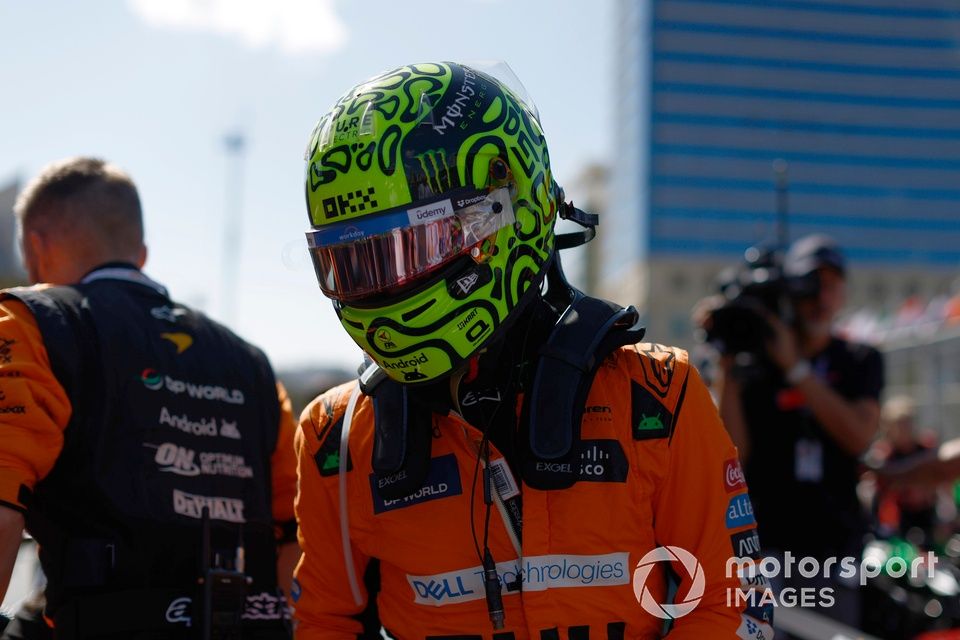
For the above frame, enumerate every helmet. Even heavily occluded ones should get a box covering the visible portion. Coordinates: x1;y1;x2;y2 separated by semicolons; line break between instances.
303;61;561;384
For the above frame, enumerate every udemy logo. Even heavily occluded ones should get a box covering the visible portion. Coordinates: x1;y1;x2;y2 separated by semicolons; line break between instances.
408;199;454;225
633;546;706;620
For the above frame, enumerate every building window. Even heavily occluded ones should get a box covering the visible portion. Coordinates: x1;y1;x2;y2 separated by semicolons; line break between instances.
670;271;688;293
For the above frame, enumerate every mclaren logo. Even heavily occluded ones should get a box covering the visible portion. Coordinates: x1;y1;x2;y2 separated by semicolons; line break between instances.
161;332;193;354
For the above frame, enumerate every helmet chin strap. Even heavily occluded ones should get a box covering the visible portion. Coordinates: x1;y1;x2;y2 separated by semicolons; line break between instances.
554;200;598;250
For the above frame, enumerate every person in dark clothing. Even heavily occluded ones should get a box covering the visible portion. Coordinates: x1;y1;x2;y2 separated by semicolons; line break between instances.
714;235;883;633
0;157;297;639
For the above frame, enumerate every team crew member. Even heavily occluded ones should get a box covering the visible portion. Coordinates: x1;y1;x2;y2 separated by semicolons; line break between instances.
292;62;770;638
0;157;297;638
715;235;882;631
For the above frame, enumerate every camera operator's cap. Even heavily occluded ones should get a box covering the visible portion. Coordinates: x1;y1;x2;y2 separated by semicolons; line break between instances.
784;234;846;278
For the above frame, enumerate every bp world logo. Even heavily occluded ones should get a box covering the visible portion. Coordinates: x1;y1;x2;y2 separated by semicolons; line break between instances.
633;546;705;619
141;368;164;390
139;368;245;405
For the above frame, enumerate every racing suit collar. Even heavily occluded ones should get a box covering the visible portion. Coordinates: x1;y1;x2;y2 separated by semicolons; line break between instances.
79;263;168;297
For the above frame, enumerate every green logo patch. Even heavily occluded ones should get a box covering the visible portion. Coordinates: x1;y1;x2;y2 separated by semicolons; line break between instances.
314;416;352;476
636;413;665;432
631;381;673;440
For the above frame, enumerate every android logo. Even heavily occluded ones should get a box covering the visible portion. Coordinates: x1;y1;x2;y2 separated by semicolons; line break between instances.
636;413;665;432
321;452;340;472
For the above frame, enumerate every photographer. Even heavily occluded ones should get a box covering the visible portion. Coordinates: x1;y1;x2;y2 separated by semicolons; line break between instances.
710;235;883;630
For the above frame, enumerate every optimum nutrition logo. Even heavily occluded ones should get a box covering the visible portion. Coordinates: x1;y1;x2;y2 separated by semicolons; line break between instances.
140;368;245;405
633;546;706;619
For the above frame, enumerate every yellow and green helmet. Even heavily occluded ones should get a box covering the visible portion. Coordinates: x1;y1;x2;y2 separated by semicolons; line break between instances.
303;61;561;384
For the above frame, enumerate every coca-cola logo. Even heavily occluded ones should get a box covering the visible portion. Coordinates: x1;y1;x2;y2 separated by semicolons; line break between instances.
724;458;746;493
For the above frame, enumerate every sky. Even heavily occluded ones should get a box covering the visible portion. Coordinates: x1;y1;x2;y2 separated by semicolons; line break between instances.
0;0;614;371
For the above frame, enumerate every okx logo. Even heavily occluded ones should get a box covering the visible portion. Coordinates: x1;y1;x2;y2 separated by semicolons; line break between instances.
321;187;379;219
633;546;705;619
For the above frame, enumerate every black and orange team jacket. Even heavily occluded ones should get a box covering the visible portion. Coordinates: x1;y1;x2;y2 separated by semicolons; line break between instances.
0;285;299;627
293;344;771;639
0;296;298;526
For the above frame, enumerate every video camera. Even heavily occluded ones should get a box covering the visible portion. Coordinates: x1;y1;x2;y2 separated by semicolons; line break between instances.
703;244;821;358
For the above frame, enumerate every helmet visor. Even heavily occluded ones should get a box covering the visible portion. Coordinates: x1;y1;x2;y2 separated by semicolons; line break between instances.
306;187;515;302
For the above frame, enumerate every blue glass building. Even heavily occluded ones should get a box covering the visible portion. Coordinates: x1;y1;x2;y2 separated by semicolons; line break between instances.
609;0;960;344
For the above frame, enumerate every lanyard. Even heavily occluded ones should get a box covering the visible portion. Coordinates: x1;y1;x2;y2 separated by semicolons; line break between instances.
455;414;523;559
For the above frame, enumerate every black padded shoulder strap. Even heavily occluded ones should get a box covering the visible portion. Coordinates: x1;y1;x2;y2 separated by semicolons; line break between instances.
528;291;645;460
368;380;435;500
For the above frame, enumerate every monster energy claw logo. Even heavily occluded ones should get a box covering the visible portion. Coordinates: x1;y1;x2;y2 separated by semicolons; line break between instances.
416;149;452;194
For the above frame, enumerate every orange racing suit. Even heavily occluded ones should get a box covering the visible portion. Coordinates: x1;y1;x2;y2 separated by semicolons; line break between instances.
293;343;770;639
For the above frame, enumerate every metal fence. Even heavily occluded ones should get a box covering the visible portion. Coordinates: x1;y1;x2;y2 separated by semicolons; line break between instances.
882;326;960;438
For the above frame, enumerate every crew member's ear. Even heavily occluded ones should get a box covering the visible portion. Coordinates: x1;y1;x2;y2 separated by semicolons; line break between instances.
135;243;148;269
22;228;51;284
